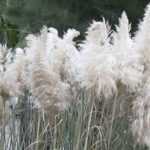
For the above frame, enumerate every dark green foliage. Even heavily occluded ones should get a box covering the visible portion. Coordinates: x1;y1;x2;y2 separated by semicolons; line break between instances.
0;17;19;47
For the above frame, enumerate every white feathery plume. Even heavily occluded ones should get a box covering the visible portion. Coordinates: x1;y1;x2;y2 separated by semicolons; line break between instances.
0;45;18;123
63;28;80;44
77;20;118;99
85;19;111;45
46;27;63;73
46;27;59;63
61;29;80;82
47;28;80;99
46;27;80;101
131;4;150;148
113;12;132;48
134;4;150;67
0;45;21;98
80;19;111;54
3;48;27;97
46;27;80;84
112;12;143;92
29;27;71;113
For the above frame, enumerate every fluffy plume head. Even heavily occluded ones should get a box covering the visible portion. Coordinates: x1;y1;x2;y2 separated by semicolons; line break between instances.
80;19;111;52
112;12;132;49
63;28;80;44
46;27;80;84
0;45;26;99
85;19;111;45
31;62;71;112
77;20;118;100
112;12;143;92
134;3;150;67
3;48;27;97
132;4;150;143
48;27;58;35
26;27;72;117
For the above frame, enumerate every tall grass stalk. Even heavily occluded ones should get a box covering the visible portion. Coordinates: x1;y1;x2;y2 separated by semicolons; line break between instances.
0;92;148;149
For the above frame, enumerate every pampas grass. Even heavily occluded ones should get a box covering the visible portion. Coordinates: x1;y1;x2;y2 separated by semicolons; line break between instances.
1;3;150;150
77;19;118;100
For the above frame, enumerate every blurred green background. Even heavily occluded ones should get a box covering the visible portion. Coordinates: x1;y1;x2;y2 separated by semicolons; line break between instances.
0;0;149;47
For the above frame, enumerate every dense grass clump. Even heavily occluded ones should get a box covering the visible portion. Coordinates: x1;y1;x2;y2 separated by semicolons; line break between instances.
1;3;150;150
